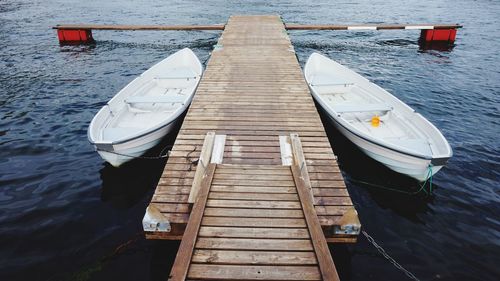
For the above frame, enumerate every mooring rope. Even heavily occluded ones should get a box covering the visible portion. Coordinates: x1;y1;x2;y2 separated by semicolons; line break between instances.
349;164;434;195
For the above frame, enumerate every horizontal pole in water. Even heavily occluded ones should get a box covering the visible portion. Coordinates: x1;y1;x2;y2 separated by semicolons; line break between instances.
53;23;462;31
285;23;463;30
53;23;463;45
53;24;226;31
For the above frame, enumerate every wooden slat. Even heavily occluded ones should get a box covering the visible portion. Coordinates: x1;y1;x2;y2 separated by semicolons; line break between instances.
53;24;225;30
195;237;314;251
191;250;317;264
206;199;301;209
188;132;215;203
208;191;299;201
290;137;340;281
169;164;216;281
210;185;297;194
290;134;315;203
198;227;309;239
204;207;304;218
188;264;321;280
201;217;307;228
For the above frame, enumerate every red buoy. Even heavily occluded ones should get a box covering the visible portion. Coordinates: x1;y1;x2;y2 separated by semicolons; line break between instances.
57;29;95;44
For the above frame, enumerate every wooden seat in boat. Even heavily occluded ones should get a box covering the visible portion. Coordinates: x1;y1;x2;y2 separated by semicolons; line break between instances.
333;103;393;113
125;95;186;104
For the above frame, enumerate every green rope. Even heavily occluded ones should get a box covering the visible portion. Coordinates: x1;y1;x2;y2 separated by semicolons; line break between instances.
350;164;434;196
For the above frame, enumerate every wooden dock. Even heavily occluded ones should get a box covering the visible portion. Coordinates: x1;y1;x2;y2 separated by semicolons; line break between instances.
143;15;361;280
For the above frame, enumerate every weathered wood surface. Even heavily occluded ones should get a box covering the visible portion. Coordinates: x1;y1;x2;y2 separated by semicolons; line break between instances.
145;14;357;246
169;164;216;281
169;163;338;281
53;24;225;30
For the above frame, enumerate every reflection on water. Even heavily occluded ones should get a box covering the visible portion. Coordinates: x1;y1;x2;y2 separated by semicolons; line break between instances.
99;116;184;208
1;0;499;280
100;157;165;209
319;111;435;224
419;41;456;52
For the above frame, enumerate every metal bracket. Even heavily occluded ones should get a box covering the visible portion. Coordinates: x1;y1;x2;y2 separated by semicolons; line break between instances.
333;207;361;235
142;204;171;232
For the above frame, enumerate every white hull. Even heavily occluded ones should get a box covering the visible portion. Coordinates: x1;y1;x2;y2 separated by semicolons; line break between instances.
305;53;452;181
96;119;178;166
324;111;442;181
88;48;202;167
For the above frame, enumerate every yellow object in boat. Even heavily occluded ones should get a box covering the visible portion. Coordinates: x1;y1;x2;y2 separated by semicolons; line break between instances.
371;115;380;127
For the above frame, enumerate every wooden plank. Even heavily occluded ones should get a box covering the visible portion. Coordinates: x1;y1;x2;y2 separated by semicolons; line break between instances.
54;24;225;30
213;167;291;175
290;135;340;281
191;249;317;265
188;132;215;203
213;173;293;181
208;191;299;201
291;167;340;279
314;196;353;206
290;134;315;204
211;179;295;187
210;185;297;194
153;203;191;213
201;217;307;228
169;164;216;281
188;264;321;280
206;199;301;209
195;237;314;251
198;226;308;239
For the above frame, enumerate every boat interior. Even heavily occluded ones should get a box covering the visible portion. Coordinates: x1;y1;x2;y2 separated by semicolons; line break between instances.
97;67;199;142
309;74;437;157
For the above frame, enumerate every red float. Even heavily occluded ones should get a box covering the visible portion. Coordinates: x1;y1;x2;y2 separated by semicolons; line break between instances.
420;29;457;43
57;29;94;44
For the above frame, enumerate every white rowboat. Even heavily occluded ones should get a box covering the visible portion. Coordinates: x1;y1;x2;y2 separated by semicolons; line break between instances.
305;53;452;181
88;48;202;167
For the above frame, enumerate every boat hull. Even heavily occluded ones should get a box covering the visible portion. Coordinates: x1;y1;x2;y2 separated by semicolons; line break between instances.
305;52;451;182
94;118;178;167
321;107;442;181
88;48;202;167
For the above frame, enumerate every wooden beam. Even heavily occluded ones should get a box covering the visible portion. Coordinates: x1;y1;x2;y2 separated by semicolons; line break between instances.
188;132;216;203
53;24;225;30
285;23;463;30
53;23;462;32
290;133;314;203
290;134;340;281
169;164;216;281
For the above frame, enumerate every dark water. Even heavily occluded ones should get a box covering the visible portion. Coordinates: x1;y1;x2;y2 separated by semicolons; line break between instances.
1;0;499;280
